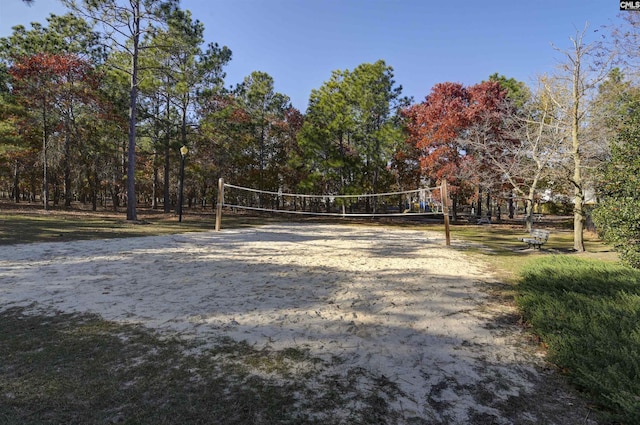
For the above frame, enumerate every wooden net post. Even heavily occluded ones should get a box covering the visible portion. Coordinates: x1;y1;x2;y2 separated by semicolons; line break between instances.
442;180;451;246
215;177;224;231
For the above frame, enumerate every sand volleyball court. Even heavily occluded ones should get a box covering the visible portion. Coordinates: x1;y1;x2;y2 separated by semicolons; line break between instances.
0;222;595;424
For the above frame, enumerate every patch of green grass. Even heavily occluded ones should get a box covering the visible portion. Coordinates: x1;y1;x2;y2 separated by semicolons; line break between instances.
0;307;319;424
0;307;406;425
444;223;618;281
0;207;268;245
516;256;640;424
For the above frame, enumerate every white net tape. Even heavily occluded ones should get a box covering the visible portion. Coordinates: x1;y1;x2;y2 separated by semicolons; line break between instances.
222;183;444;218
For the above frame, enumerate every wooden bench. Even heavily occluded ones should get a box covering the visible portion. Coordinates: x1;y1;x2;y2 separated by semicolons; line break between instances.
520;229;550;249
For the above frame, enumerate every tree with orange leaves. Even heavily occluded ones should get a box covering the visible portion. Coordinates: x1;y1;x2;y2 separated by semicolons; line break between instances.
9;52;99;209
403;81;508;218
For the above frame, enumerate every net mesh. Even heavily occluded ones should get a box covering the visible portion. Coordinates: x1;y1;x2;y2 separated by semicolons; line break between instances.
222;183;444;218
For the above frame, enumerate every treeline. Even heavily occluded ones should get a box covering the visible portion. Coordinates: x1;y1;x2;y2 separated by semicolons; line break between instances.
1;2;639;266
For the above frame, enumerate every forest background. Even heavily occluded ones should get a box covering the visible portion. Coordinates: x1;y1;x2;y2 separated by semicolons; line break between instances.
0;0;639;267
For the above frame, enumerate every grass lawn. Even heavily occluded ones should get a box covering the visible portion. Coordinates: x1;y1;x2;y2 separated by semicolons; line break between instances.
517;256;640;424
1;203;638;424
0;203;267;245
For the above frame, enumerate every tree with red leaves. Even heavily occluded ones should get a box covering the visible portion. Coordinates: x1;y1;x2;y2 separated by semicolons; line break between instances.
10;52;99;209
404;82;469;181
463;81;514;219
403;81;508;219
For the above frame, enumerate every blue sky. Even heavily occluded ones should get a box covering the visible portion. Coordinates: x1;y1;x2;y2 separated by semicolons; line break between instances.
0;0;623;111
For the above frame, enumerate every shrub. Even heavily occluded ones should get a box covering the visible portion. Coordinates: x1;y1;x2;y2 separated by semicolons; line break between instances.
517;256;640;424
592;96;640;269
593;198;640;268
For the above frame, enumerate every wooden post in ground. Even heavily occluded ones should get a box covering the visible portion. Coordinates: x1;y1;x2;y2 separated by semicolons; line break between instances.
215;177;224;231
442;180;451;246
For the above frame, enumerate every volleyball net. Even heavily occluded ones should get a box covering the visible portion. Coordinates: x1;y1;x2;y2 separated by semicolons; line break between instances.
213;178;452;245
219;181;444;218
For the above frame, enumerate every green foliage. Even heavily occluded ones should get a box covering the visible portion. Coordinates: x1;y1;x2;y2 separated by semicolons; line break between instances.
593;197;640;268
300;60;405;195
540;200;573;216
517;256;640;423
0;73;26;150
593;85;640;268
218;71;291;191
0;13;102;62
135;5;232;209
488;72;531;110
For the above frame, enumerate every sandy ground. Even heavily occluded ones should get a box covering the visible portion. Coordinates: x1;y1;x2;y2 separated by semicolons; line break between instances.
0;223;596;424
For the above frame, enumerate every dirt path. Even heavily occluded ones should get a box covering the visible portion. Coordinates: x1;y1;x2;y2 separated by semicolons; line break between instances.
0;223;597;424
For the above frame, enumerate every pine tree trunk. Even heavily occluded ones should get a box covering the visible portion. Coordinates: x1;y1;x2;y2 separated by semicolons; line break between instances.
126;1;140;221
163;93;171;213
64;132;72;207
42;104;49;211
13;159;19;203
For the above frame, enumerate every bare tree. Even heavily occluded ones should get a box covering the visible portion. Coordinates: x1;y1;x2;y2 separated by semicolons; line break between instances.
544;25;614;251
610;11;640;77
463;78;565;231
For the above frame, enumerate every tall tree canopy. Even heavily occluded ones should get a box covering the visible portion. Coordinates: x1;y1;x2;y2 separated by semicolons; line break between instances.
235;71;291;191
592;86;640;268
10;53;100;209
300;60;406;198
137;6;231;211
196;70;298;202
3;5;636;241
0;13;105;209
402;81;508;216
488;73;530;110
63;0;179;220
0;13;103;60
